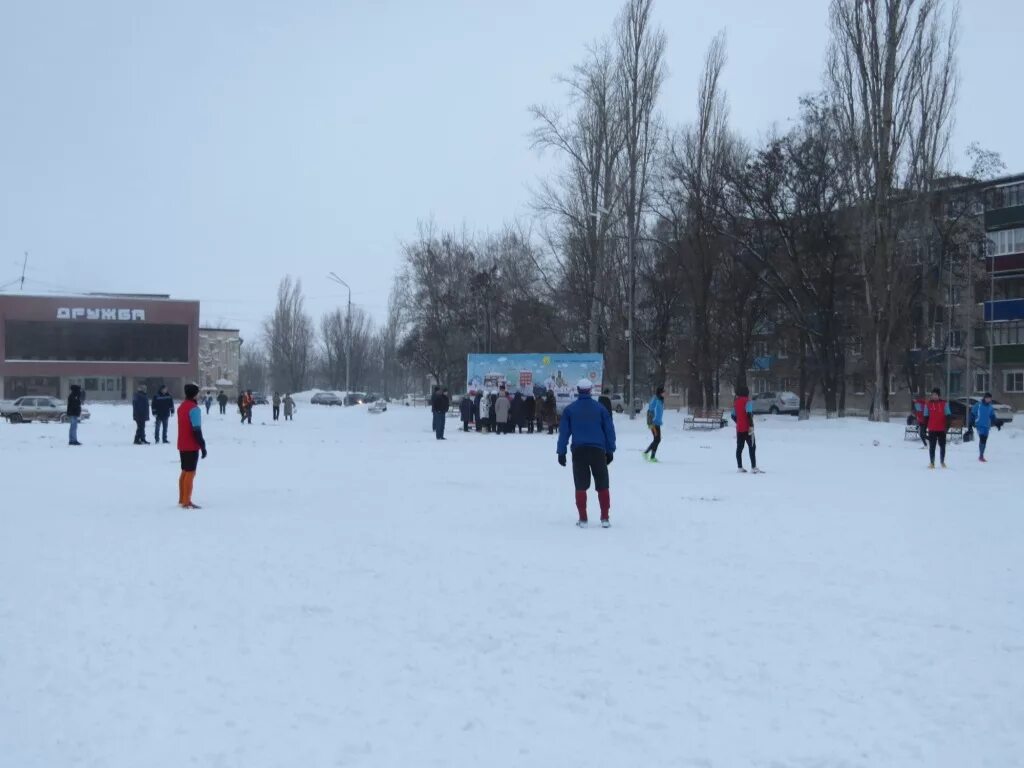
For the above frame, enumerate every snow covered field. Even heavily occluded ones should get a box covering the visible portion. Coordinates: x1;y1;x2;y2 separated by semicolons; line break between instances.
2;400;1022;767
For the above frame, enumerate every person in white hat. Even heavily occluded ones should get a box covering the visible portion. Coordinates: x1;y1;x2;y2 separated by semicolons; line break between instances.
556;378;616;528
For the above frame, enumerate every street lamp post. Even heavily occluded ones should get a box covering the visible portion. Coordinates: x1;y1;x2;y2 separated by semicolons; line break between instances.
327;273;352;398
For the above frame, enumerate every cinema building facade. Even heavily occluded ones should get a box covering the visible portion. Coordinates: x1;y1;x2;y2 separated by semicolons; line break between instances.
0;293;200;401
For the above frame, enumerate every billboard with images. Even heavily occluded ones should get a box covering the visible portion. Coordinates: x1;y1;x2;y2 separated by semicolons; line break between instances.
466;353;604;411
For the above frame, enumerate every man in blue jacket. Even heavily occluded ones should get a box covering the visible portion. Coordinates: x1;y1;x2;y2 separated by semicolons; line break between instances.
971;392;997;463
643;386;665;463
557;378;616;528
151;385;175;444
132;384;150;445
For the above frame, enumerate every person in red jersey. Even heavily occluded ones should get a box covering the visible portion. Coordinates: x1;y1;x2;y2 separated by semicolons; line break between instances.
177;382;209;509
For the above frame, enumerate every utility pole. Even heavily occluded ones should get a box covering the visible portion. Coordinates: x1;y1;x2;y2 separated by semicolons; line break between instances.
327;273;352;397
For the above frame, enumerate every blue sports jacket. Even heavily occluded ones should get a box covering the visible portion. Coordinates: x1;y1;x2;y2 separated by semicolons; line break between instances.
557;393;616;455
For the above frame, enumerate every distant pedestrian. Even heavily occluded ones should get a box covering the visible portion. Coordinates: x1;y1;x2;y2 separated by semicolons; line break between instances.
284;393;295;421
494;389;511;434
242;390;254;424
272;392;281;421
237;392;246;421
971;392;996;463
643;386;665;463
431;387;449;440
67;384;83;446
459;393;473;432
133;385;151;445
557;378;616;528
473;391;483;432
511;392;526;433
598;393;613;416
177;382;208;509
542;391;557;435
204;394;213;414
924;387;951;469
217;390;228;415
524;393;536;434
151;385;175;444
912;393;928;448
732;384;759;473
488;392;499;433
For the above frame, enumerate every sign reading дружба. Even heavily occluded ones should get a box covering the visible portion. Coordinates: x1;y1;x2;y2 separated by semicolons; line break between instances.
56;308;146;321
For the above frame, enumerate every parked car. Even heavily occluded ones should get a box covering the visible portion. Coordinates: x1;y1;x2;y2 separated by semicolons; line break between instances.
311;392;343;406
2;396;90;424
750;390;800;415
344;392;368;406
950;396;1014;427
252;392;269;405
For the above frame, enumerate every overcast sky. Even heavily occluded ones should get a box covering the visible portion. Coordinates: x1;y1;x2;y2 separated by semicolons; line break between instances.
1;0;1019;342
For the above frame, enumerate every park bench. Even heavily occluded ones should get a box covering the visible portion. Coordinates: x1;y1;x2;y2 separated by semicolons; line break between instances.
683;407;726;430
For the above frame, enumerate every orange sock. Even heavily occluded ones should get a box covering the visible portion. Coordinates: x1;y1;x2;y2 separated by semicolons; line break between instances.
183;472;195;506
178;472;186;505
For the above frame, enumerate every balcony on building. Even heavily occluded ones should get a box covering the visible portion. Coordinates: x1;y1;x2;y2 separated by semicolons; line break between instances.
983;299;1024;322
975;320;1024;363
985;180;1024;230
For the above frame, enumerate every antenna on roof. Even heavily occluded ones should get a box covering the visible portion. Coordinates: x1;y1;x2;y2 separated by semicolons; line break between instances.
19;251;28;291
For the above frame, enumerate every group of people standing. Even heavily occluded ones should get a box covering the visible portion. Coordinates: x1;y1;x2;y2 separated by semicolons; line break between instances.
911;388;999;467
456;389;560;436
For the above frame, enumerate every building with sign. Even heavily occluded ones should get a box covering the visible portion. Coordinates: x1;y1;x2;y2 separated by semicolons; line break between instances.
0;293;200;401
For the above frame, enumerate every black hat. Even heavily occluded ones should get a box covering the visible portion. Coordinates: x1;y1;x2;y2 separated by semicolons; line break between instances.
931;387;941;396
184;382;200;400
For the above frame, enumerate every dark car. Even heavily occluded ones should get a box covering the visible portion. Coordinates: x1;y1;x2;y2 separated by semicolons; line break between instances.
252;392;269;405
311;392;343;406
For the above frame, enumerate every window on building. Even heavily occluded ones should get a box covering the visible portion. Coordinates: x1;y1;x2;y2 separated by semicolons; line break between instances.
4;321;189;363
990;322;1024;346
987;227;1024;257
752;341;770;358
850;337;863;356
975;372;991;393
949;372;963;394
753;378;772;394
949;330;963;350
852;374;866;394
777;338;788;358
669;382;681;396
889;374;898;395
1005;370;1024;393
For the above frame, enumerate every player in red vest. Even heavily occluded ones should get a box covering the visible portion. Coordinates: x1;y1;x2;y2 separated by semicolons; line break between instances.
732;385;760;473
923;387;951;469
177;383;209;508
912;393;928;448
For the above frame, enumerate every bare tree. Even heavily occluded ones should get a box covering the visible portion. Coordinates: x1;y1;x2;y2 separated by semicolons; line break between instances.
263;276;315;393
663;31;735;406
615;0;666;404
531;40;625;352
827;0;958;421
238;343;268;394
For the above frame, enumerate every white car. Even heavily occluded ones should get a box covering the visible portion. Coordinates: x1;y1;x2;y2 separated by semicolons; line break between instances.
2;396;90;424
750;391;800;415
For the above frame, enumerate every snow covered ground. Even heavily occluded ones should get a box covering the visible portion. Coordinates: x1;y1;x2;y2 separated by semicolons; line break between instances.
2;401;1022;767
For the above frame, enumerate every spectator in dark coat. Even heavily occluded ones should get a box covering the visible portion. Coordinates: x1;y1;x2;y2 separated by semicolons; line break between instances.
132;385;150;444
511;392;526;433
217;390;229;414
459;394;473;432
488;393;499;434
67;384;83;446
598;393;613;416
524;394;536;434
151;385;175;444
542;391;558;435
472;392;483;432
